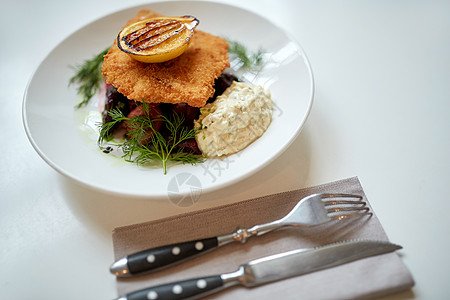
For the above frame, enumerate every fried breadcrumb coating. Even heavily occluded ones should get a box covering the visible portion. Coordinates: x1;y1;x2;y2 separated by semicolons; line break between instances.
101;9;230;108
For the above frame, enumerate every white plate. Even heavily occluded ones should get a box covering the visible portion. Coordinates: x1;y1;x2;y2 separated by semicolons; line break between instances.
22;1;314;199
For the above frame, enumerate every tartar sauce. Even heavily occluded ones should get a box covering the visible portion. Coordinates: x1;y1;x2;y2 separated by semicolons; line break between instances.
194;81;273;157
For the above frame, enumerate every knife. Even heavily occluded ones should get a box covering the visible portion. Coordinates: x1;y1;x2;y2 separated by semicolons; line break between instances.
114;239;401;300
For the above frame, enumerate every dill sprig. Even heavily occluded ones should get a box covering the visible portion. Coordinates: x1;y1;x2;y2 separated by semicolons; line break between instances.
227;39;264;70
97;108;127;145
98;104;204;174
69;47;110;108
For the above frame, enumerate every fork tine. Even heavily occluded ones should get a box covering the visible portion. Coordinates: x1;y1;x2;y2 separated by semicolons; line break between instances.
320;193;363;200
327;206;370;214
323;200;367;206
320;193;373;220
330;211;373;220
327;202;373;220
321;194;366;207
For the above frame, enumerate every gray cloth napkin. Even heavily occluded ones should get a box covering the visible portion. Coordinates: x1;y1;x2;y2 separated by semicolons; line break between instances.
112;177;414;299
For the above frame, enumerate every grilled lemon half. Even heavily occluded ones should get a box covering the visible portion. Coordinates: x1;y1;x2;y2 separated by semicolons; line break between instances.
117;16;199;63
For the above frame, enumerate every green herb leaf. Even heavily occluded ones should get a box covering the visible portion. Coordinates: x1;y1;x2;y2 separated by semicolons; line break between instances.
227;39;264;71
69;47;110;108
98;103;204;174
97;108;127;145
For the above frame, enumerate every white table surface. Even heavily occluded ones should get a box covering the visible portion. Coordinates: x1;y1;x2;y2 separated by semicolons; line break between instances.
1;0;449;299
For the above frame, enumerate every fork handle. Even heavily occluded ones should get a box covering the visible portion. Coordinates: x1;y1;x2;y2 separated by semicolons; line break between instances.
110;237;219;277
111;222;283;277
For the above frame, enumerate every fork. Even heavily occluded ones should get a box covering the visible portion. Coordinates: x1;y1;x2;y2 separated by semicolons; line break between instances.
110;193;371;277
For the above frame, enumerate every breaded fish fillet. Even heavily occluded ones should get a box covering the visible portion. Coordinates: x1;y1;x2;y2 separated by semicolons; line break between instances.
102;9;230;108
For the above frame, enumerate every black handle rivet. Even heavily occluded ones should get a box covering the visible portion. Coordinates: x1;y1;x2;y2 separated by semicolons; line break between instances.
146;254;156;263
172;247;181;255
195;242;204;251
147;290;158;300
196;279;207;289
172;285;183;294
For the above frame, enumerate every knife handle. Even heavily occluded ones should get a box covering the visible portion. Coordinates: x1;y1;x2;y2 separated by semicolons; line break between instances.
123;275;224;300
114;237;219;276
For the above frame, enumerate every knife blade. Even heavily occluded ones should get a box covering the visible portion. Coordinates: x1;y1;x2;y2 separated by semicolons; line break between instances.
114;239;401;300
